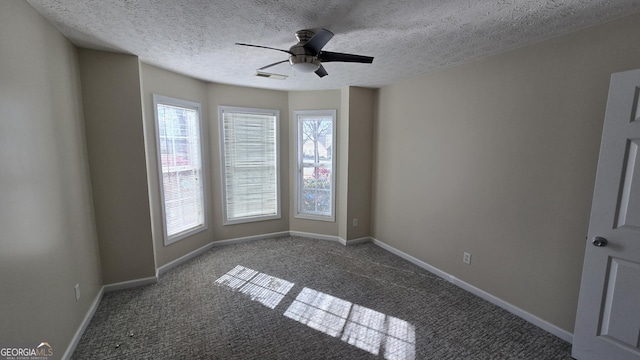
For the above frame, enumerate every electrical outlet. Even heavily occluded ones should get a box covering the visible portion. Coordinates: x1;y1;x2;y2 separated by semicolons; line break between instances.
463;252;471;265
353;218;358;227
74;283;80;302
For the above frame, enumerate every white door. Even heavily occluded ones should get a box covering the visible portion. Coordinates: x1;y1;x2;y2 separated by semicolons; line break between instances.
573;69;640;360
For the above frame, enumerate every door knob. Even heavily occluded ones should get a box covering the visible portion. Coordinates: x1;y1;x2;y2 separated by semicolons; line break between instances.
592;236;608;247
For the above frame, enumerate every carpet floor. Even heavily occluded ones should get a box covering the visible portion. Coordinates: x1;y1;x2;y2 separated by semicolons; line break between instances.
72;236;572;359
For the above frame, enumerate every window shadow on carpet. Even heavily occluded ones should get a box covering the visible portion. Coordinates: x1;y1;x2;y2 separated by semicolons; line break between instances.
216;265;416;360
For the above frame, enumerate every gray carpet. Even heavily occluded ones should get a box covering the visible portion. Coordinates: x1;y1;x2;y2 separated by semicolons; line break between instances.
72;236;573;359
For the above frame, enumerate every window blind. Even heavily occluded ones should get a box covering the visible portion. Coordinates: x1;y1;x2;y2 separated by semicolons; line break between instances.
155;97;206;243
220;108;279;223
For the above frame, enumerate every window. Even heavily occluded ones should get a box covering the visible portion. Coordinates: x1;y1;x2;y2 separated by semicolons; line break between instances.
219;106;280;224
153;95;206;245
295;110;336;221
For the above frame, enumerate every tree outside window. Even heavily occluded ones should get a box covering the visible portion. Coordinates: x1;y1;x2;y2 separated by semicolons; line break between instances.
296;110;336;221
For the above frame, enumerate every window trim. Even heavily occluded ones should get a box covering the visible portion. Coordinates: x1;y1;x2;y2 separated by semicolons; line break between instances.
218;106;281;225
153;94;208;245
294;109;337;222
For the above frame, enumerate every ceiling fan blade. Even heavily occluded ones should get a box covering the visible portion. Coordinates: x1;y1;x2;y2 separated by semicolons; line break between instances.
318;51;374;63
315;65;328;78
235;43;294;55
303;28;334;54
258;59;289;71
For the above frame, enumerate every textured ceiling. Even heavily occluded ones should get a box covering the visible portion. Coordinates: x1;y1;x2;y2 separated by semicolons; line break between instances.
26;0;640;91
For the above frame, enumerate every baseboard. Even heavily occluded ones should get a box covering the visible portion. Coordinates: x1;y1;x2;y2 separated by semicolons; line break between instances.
370;237;574;344
103;276;158;292
342;236;371;246
451;274;573;343
291;232;370;246
210;231;291;247
290;231;341;243
61;286;104;360
157;242;215;277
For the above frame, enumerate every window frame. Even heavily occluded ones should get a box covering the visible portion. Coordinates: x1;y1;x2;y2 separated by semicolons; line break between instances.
218;106;281;225
153;94;208;246
294;109;337;222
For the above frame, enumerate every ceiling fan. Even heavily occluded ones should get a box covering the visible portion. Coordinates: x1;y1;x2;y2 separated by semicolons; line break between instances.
236;28;374;78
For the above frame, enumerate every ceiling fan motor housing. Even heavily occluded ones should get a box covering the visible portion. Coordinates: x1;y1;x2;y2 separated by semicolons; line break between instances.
294;29;315;43
288;29;321;72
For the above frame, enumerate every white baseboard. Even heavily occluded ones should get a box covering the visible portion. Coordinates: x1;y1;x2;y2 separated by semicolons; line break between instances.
290;232;370;246
158;231;290;277
61;286;104;360
210;231;291;247
290;231;341;243
370;237;573;344
103;276;158;292
157;242;215;277
343;236;371;246
208;231;368;248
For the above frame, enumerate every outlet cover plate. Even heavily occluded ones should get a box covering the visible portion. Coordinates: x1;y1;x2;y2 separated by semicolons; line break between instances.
463;252;471;265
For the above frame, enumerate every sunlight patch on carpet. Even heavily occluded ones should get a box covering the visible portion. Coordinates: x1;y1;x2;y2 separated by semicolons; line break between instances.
215;265;294;309
284;288;351;337
284;287;416;359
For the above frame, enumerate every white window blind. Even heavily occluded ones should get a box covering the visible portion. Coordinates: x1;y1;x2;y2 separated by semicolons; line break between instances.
295;110;336;221
154;95;206;245
219;106;280;224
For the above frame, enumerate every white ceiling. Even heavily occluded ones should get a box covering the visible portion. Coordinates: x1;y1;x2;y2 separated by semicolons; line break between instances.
26;0;640;91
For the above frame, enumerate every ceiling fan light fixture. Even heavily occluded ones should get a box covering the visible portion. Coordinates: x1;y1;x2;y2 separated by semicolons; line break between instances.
289;55;320;73
291;62;320;73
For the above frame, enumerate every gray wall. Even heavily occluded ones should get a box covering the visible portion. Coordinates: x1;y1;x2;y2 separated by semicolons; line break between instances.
78;49;156;284
343;87;375;241
287;88;374;241
140;66;293;267
139;77;376;267
288;90;342;235
138;79;374;269
139;63;214;267
207;83;291;241
0;1;102;356
372;13;640;332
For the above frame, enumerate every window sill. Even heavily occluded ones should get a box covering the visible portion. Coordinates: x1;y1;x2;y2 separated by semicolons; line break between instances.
294;213;335;223
164;224;208;246
223;214;282;226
